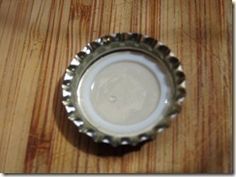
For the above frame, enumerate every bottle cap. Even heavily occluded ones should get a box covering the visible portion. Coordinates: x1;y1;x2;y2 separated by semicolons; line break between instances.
62;33;186;146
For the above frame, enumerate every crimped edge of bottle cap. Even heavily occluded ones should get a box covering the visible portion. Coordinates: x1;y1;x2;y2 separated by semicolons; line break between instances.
62;32;186;147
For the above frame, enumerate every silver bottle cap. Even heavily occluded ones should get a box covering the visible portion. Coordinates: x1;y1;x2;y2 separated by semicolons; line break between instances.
62;33;186;146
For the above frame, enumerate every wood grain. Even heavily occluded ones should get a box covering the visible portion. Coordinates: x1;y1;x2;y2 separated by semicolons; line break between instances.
0;0;232;173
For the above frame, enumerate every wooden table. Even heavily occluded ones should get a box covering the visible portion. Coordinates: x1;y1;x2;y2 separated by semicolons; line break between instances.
0;0;232;173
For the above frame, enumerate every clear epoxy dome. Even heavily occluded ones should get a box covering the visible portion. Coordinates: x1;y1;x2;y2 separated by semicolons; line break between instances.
77;50;173;137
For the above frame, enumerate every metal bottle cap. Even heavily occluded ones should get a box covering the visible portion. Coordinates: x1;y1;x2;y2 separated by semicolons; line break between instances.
62;33;186;146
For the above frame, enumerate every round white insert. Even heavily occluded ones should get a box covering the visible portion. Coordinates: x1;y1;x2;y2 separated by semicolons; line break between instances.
77;51;172;137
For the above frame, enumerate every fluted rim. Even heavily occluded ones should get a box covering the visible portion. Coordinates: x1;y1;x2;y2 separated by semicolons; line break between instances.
62;32;186;147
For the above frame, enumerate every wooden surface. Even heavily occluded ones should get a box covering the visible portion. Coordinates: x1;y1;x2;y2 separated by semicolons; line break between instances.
0;0;232;173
